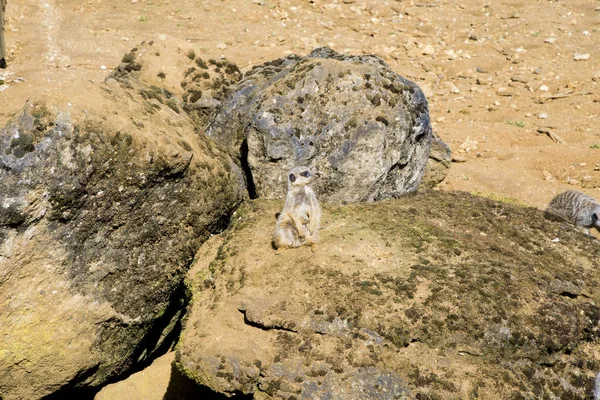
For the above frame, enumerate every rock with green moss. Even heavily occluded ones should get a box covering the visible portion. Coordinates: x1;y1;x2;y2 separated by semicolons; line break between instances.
0;63;245;398
109;37;243;134
207;47;445;203
176;191;600;399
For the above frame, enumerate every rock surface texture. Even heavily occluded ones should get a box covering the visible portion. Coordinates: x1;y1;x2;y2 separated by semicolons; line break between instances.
208;47;436;203
420;133;452;189
176;191;600;399
0;39;245;399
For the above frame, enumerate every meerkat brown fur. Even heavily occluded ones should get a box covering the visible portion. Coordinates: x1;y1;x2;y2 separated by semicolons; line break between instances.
273;166;321;252
546;190;600;235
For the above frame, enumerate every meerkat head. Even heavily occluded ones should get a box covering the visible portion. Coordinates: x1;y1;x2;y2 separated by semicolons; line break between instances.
287;166;316;188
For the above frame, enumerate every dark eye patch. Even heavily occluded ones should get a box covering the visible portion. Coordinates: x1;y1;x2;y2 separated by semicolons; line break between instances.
593;213;598;224
300;171;310;177
289;173;296;182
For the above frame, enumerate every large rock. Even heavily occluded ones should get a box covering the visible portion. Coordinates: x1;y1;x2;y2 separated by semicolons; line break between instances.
420;133;452;189
0;40;245;398
176;191;600;399
208;47;435;203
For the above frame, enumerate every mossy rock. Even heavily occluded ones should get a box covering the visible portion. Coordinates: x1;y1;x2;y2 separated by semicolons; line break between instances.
0;69;245;398
176;191;600;399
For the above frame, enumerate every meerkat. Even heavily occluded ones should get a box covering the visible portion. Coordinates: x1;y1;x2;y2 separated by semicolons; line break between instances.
273;166;321;252
545;190;600;235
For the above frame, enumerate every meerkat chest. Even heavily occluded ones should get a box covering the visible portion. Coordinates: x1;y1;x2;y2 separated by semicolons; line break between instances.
293;192;312;222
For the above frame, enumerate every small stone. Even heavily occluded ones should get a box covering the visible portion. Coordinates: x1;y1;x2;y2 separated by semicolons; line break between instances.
452;155;467;163
158;33;167;41
573;53;590;61
544;37;556;44
539;85;549;92
538;112;548;119
592;70;600;82
445;49;458;60
421;44;435;55
510;76;528;83
100;65;107;70
216;43;228;50
459;138;478;152
494;101;501;106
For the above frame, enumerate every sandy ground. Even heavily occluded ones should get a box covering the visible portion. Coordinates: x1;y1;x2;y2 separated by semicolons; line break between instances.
1;0;599;396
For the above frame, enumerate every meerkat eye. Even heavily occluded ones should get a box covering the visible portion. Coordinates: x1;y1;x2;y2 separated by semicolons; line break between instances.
300;171;310;177
289;173;296;182
593;213;598;224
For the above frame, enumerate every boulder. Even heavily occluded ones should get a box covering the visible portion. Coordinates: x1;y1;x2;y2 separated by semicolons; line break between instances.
420;133;452;189
176;191;600;399
0;40;245;398
207;47;436;203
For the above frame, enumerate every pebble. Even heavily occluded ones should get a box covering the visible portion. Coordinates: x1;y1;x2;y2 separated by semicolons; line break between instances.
539;85;549;92
216;43;228;49
592;70;600;81
459;138;478;152
445;49;458;60
573;53;590;61
158;34;167;41
421;44;435;55
493;101;501;106
544;37;556;44
100;65;107;70
538;112;548;119
510;76;528;83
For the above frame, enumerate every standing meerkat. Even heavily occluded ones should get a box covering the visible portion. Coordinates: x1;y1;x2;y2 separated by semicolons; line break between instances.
273;166;321;252
545;190;600;235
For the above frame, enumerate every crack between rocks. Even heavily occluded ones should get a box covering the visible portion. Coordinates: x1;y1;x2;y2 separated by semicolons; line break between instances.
239;309;298;333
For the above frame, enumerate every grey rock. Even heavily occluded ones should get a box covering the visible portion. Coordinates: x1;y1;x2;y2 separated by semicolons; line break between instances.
208;47;434;203
420;132;452;189
0;64;245;397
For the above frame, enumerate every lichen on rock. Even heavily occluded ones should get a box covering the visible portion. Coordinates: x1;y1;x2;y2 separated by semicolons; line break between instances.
208;47;442;203
0;42;246;398
176;191;600;399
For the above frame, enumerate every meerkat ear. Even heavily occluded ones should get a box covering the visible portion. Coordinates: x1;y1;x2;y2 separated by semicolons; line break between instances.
592;213;598;224
289;173;296;182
